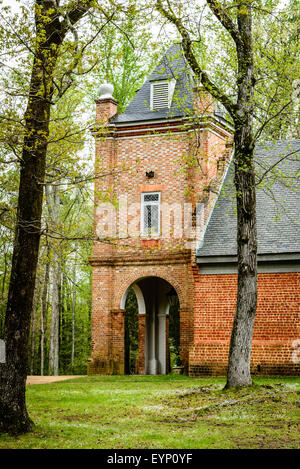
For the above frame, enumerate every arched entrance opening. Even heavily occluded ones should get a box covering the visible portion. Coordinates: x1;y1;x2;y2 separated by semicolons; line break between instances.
121;276;180;375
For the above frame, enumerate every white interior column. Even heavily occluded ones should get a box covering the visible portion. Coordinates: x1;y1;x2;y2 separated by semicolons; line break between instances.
157;313;166;374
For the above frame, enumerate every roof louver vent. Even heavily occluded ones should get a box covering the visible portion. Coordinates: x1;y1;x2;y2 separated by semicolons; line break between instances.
151;80;176;110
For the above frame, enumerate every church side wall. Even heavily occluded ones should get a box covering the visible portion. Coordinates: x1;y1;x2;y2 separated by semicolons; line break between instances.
190;271;300;376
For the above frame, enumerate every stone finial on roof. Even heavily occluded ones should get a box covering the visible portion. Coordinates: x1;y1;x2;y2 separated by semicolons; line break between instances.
98;83;114;100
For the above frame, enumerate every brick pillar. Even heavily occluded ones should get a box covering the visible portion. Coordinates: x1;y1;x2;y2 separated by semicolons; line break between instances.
137;314;146;374
88;265;114;375
95;83;118;125
166;315;170;374
111;309;125;374
95;97;118;124
88;85;118;376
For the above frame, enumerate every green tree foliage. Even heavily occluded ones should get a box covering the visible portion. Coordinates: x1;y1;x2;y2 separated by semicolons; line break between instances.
86;3;161;113
156;0;300;388
0;0;163;390
0;0;165;434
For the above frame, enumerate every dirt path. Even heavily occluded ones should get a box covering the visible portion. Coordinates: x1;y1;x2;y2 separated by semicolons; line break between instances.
26;376;85;385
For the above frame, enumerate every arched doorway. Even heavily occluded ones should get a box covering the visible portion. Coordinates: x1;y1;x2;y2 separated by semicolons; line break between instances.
121;276;180;375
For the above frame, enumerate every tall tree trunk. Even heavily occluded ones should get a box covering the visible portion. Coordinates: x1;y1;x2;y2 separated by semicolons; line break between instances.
71;259;76;373
59;269;65;373
225;6;257;388
0;4;61;434
49;258;60;376
0;0;92;434
1;252;7;299
46;184;61;376
0;57;56;433
30;280;39;375
0;252;8;337
226;129;257;387
40;255;50;376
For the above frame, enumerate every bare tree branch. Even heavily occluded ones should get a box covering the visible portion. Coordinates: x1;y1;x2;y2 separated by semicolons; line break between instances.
156;0;237;118
206;0;242;47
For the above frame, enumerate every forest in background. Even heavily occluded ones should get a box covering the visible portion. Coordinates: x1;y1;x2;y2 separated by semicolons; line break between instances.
0;1;164;375
0;0;298;376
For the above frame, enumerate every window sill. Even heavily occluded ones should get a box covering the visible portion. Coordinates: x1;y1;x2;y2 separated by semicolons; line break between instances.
140;239;161;248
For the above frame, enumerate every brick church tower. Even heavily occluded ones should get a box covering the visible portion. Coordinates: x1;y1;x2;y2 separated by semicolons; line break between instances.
88;44;233;375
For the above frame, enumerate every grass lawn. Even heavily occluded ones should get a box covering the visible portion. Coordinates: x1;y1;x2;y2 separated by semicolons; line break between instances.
0;375;299;449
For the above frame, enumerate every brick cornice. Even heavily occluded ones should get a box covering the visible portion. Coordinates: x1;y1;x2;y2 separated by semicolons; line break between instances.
89;249;192;266
91;115;233;140
95;97;118;106
111;309;126;315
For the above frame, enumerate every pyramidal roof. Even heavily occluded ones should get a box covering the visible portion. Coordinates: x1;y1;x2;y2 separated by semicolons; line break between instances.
112;43;195;124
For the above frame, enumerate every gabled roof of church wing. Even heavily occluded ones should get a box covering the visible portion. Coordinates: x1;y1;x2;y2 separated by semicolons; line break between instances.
196;139;300;261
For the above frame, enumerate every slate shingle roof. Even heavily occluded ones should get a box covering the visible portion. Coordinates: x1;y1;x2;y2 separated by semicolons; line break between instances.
196;139;300;258
112;43;195;124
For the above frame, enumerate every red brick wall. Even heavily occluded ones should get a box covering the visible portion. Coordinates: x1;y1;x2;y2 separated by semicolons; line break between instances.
89;96;232;375
92;121;230;258
190;272;300;376
89;99;299;378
